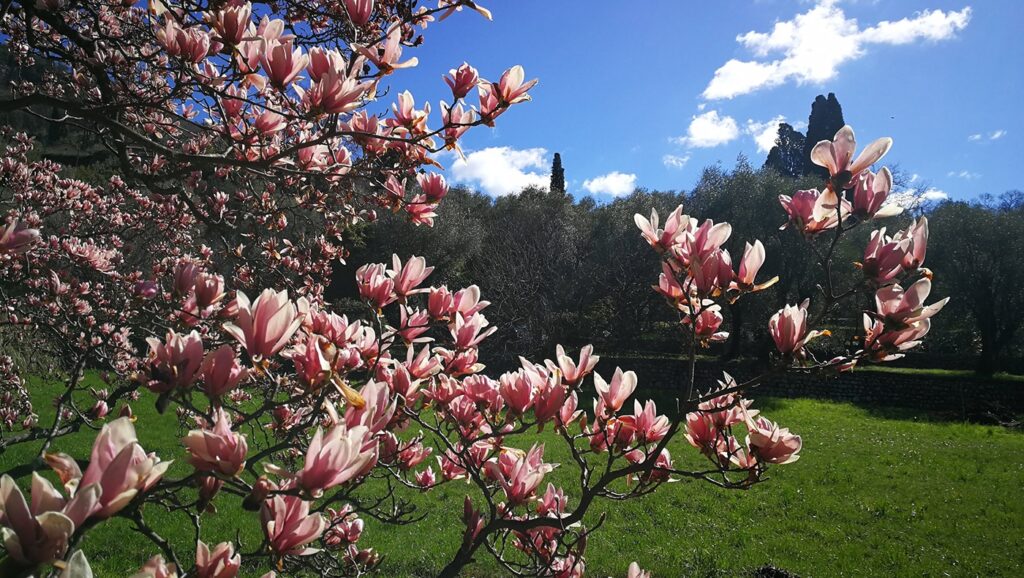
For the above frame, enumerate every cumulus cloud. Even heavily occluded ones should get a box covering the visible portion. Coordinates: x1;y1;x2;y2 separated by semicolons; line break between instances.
449;147;550;196
746;115;787;153
673;110;740;148
582;172;638;197
920;187;950;202
702;1;971;100
662;154;691;169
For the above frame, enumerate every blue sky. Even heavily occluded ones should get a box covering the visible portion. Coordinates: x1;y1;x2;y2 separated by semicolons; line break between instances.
390;0;1021;201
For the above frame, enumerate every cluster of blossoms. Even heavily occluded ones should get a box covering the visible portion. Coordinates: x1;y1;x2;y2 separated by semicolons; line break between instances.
0;0;945;576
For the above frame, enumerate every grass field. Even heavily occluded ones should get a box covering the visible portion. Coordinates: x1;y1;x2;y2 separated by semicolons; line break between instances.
2;375;1022;577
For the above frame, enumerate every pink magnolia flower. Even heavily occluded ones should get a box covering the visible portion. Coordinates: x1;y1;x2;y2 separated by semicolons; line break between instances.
343;0;374;25
183;408;248;477
261;40;308;88
194;272;226;309
132;555;178;578
287;334;331;388
145;330;204;393
732;239;777;293
852;167;902;220
634;205;691;253
306;47;345;82
684;412;719;455
810;125;893;187
452;312;496;349
631;400;671;443
896;217;929;271
484;444;554;507
451;285;489;316
355;263;395;309
693;306;729;343
549;344;599;387
417;172;449;202
532;374;567;426
261;490;327;557
442;101;475;149
200;345;249;399
223;289;309;359
746;416;802;464
295;424;376;496
769;299;828;357
536;483;568;517
557;391;582;428
0;219;40;254
80;417;171;518
209;2;251;46
628;562;652;578
494;65;537;105
499;371;535;415
307;70;369;115
779;188;851;237
389;254;433;297
593;368;637;415
444;62;480;99
861;227;912;285
875;277;949;326
0;474;75;565
173;260;201;296
355;25;418;74
194;540;241;578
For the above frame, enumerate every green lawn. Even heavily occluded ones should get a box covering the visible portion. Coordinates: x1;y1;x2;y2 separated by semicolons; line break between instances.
2;376;1022;577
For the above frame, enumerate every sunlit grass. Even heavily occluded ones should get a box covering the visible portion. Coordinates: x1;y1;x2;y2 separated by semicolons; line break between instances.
2;376;1021;576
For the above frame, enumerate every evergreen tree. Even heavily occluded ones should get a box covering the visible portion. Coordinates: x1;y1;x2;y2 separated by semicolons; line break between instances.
801;93;845;180
763;122;807;178
550;152;565;193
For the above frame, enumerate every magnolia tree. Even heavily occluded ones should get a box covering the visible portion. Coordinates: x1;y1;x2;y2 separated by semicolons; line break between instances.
0;1;947;577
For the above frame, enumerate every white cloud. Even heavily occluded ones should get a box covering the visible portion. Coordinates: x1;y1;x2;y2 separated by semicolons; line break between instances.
449;147;549;196
746;115;787;153
920;187;950;202
702;1;971;99
582;172;637;197
662;154;691;169
909;173;920;183
947;169;980;180
674;110;740;148
968;130;1007;142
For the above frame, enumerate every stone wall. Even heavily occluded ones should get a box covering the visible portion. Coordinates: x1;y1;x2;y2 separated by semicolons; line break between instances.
594;357;1024;414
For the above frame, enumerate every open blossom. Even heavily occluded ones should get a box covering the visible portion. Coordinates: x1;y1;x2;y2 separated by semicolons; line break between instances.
194;272;226;309
261;489;327;557
548;344;599;387
389;254;433;297
79;417;171;518
484;444;555;507
499;371;535;415
0;219;40;254
631;400;671;444
0;474;76;565
417;172;449;202
811;125;893;187
779;188;851;237
261;40;308;88
355;25;418;74
593;368;637;415
852;167;902;220
634;205;691;253
452;312;496;349
444;62;480;99
194;540;241;578
145;330;204;393
769;299;828;358
223;289;309;359
209;2;252;46
355;263;395;309
875;277;949;326
693;306;729;343
296;425;376;496
494;65;537;105
746;416;802;464
183;408;248;477
200;345;249;398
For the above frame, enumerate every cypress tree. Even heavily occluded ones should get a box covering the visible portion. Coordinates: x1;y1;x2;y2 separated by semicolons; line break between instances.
801;93;845;180
549;152;565;193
